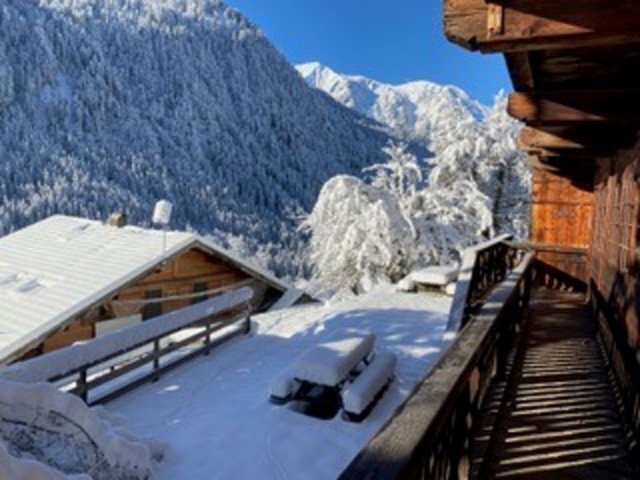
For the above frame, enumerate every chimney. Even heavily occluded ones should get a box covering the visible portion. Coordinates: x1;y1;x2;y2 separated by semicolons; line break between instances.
107;212;127;228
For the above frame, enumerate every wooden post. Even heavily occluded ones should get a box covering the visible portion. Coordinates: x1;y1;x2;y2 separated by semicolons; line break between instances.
204;318;212;356
77;369;88;403
152;339;160;382
244;306;252;334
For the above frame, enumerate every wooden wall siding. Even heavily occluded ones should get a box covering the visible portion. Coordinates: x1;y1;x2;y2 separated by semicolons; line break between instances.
531;166;594;247
588;137;640;449
589;139;640;359
41;247;253;354
42;319;93;352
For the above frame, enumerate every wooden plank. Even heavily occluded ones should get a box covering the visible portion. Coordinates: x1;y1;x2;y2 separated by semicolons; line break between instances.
444;0;640;53
508;91;640;126
476;289;638;478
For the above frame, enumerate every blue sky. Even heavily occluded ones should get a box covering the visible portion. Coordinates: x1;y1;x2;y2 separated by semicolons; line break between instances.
225;0;511;105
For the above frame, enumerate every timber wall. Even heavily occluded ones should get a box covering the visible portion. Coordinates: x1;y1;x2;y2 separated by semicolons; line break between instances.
530;165;593;284
39;247;256;354
589;136;640;447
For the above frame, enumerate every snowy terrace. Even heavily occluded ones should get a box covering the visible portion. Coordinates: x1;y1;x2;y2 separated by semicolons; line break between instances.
107;287;451;479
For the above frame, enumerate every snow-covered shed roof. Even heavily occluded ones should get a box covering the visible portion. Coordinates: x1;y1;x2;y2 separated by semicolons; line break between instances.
0;215;290;364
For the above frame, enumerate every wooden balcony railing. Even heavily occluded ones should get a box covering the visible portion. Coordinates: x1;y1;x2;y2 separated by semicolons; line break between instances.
446;234;520;334
339;252;534;480
0;287;253;405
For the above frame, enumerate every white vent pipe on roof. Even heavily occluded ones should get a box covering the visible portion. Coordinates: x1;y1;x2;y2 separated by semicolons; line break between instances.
152;200;173;226
152;200;173;261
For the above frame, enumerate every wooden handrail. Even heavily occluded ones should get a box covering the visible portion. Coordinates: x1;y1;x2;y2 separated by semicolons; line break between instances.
504;241;588;255
447;234;519;334
340;252;534;480
1;288;253;405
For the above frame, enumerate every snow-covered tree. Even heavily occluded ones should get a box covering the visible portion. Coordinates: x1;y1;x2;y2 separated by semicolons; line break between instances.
303;176;415;293
306;93;531;294
364;141;423;210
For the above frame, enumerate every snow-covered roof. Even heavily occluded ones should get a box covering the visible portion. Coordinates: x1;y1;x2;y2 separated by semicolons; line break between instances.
0;215;289;364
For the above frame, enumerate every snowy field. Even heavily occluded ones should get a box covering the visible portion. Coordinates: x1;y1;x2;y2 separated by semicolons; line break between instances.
109;287;451;479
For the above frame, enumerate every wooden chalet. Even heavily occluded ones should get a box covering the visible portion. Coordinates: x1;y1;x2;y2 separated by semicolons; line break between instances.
339;2;640;479
0;215;307;365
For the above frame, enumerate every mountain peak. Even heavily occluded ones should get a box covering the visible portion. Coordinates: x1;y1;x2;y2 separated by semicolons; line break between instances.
296;62;489;148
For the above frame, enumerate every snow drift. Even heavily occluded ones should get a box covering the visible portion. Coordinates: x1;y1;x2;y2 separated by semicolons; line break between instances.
0;380;165;479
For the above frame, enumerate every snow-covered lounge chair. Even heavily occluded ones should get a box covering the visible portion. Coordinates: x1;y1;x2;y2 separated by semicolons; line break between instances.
341;350;396;422
293;333;375;387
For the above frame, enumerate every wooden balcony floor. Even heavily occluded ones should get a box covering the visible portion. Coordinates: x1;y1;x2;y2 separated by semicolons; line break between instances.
472;288;639;480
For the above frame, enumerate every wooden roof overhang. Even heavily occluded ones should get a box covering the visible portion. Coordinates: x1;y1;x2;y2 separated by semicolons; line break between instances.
444;0;640;174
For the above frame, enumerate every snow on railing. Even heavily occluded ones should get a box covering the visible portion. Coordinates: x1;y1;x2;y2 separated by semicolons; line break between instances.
445;234;518;338
0;287;253;404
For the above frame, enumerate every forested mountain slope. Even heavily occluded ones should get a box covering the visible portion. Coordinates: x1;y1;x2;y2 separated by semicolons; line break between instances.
0;0;397;276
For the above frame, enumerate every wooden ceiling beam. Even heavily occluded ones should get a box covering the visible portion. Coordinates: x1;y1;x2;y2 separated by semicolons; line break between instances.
508;91;640;126
529;155;597;185
525;147;609;160
520;127;583;150
519;126;637;155
444;0;640;53
505;52;536;90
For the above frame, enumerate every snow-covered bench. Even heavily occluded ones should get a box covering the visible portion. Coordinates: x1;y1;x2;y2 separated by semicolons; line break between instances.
293;333;375;387
269;371;301;404
341;351;396;422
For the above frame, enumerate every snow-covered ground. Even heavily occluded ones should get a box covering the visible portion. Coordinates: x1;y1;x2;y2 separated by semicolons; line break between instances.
109;287;451;479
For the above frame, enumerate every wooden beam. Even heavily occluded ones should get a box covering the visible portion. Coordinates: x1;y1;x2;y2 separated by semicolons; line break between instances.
520;126;639;151
444;0;640;53
518;127;634;159
508;91;640;126
505;52;535;90
525;147;608;160
520;127;583;150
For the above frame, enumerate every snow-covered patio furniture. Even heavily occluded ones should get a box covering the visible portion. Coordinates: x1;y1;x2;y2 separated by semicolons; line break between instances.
269;332;399;420
293;333;375;387
341;351;396;422
410;265;459;292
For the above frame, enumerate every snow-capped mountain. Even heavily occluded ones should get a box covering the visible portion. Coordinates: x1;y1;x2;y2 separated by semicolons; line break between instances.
297;62;488;149
0;0;398;276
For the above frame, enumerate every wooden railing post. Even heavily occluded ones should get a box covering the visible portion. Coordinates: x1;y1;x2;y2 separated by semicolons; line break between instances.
204;318;212;355
244;304;252;334
152;339;160;382
77;369;88;403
